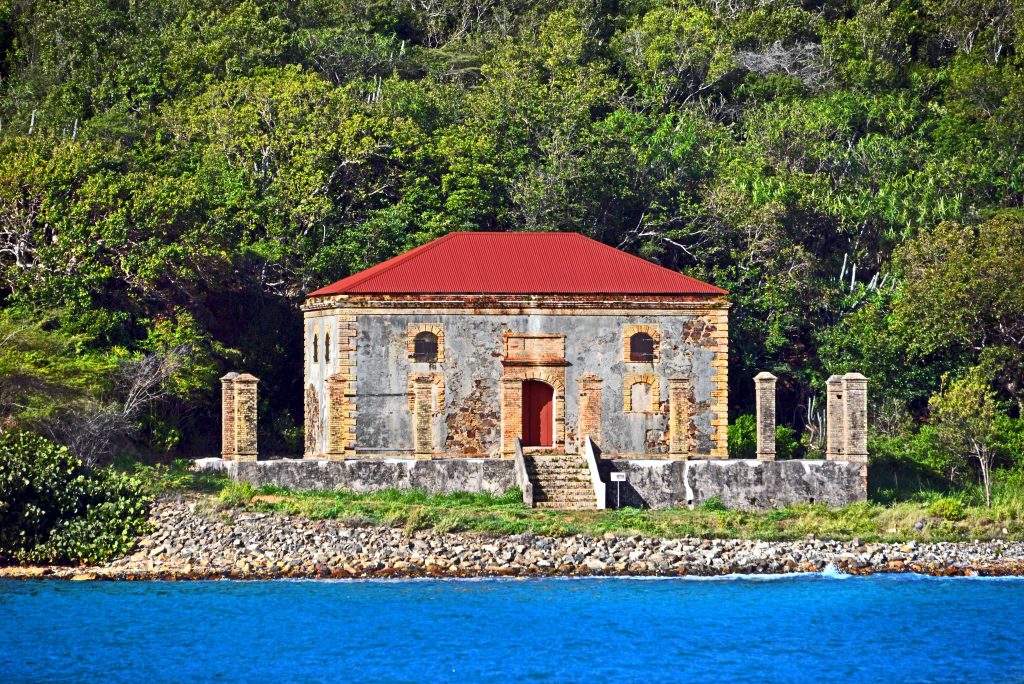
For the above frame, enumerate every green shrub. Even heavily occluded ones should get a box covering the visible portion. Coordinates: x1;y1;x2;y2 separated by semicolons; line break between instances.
218;481;257;507
699;497;728;512
994;415;1024;470
729;414;801;459
776;425;800;460
0;430;151;565
928;497;967;521
728;414;757;459
869;426;958;501
116;457;229;496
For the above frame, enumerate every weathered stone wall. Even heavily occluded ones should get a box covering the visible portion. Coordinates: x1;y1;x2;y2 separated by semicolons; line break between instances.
305;302;728;458
303;312;341;458
198;456;864;510
205;457;516;496
600;459;867;509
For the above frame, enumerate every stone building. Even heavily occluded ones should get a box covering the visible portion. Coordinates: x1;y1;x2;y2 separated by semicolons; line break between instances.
210;231;868;510
301;232;730;464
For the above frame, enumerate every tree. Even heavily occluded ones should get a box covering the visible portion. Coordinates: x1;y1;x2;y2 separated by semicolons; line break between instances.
929;367;1002;507
894;213;1024;410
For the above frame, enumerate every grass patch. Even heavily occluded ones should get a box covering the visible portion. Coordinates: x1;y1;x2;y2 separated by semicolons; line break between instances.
140;461;1024;543
229;485;1024;542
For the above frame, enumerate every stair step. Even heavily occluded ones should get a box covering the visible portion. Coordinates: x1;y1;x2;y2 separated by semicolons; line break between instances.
534;501;594;509
535;492;593;501
528;475;585;481
527;467;587;473
535;484;590;489
524;453;597;510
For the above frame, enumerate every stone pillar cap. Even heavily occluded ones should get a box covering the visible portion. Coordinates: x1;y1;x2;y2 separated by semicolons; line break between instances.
220;372;239;381
842;372;868;381
826;374;844;383
233;373;259;382
754;371;777;381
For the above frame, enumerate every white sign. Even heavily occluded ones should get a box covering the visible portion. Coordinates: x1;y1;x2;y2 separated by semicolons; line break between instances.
610;472;626;482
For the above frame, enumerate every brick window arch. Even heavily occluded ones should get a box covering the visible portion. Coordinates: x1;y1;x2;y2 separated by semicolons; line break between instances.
408;323;445;363
623;324;661;363
413;331;438;362
624;372;661;412
629;333;655;362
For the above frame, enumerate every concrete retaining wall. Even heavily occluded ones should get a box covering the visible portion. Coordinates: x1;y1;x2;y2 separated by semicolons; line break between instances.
197;457;516;496
197;457;865;510
601;459;867;509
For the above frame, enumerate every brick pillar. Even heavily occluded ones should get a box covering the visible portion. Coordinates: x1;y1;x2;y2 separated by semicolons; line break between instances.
325;373;352;461
224;373;259;462
577;373;603;448
500;377;521;457
842;372;868;462
709;307;730;458
825;374;844;460
220;372;238;460
754;372;777;461
412;373;434;459
668;377;691;459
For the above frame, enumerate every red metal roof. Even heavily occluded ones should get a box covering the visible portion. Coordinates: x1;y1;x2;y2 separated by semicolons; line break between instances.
308;232;727;296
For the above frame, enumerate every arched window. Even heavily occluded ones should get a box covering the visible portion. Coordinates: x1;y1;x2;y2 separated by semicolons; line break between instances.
324;332;331;363
629;332;655;362
312;333;319;363
629;382;654;412
412;331;439;363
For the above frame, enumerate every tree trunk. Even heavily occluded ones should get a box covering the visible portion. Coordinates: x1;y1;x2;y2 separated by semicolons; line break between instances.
977;447;992;509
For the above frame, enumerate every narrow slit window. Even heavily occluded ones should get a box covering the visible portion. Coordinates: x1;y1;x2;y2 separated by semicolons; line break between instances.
325;332;331;363
629;332;655;362
313;333;319;363
413;331;439;363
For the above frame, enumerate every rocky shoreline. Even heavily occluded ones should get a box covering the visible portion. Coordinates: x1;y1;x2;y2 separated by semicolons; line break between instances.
3;501;1024;581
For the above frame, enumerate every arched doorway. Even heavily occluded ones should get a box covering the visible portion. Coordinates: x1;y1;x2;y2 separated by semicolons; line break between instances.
522;380;554;447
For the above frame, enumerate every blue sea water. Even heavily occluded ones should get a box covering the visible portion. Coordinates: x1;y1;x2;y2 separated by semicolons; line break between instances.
2;573;1024;683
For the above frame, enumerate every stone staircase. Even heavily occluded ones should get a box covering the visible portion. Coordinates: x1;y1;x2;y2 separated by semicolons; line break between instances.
525;452;596;509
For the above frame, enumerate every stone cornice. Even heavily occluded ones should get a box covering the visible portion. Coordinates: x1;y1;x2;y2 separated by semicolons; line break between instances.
302;293;730;316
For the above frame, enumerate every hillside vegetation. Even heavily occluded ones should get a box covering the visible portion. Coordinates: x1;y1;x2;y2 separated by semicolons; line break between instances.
0;0;1021;499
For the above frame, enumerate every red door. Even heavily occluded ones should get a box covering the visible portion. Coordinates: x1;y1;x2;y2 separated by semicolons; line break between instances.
522;380;554;447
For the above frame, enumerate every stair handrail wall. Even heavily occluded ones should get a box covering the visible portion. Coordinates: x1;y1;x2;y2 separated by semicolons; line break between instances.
583;436;607;510
513;437;534;507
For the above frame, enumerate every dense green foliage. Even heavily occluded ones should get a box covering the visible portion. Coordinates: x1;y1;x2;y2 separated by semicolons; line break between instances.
728;412;800;458
0;0;1021;492
0;430;151;564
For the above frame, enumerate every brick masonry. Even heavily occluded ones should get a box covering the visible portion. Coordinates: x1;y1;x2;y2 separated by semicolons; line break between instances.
221;372;258;462
577;373;603;449
407;323;445;362
841;373;869;462
826;375;844;460
668;377;693;457
754;372;777;461
623;371;660;412
623;323;661;362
